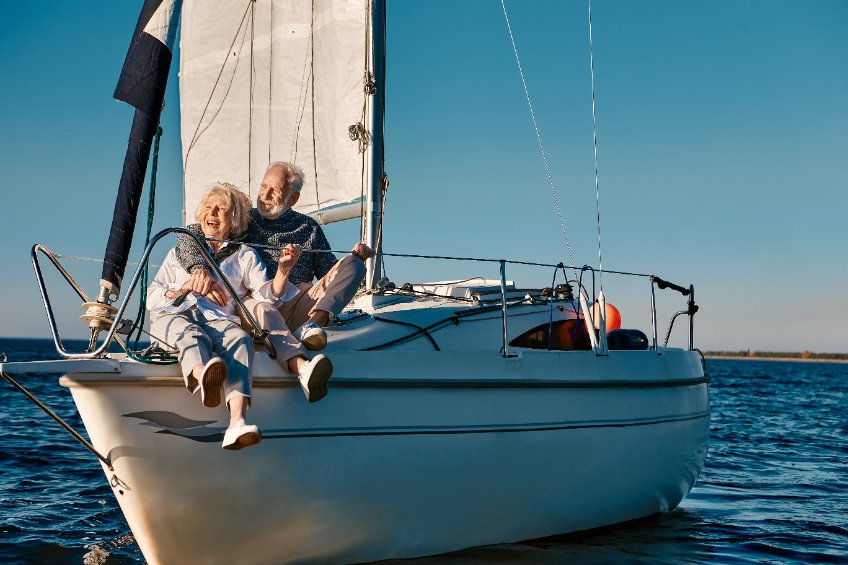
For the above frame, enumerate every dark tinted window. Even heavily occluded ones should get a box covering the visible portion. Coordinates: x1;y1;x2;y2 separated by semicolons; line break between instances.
509;319;592;351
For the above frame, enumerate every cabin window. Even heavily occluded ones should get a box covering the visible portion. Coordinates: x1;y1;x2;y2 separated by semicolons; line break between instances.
509;319;592;351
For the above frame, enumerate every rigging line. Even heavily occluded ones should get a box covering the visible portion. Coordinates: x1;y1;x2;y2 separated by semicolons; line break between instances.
390;287;475;303
359;146;366;243
359;0;372;243
182;12;253;224
547;265;560;350
268;0;273;165
0;371;113;470
130;124;163;353
383;255;650;276
291;3;315;163
291;53;313;161
426;276;487;286
368;316;441;351
53;254;162;269
587;0;603;289
500;0;577;279
248;0;256;199
131;324;179;354
377;177;388;278
124;324;179;365
364;316;450;351
376;0;388;276
358;153;366;241
363;300;540;352
183;1;253;165
309;0;321;215
194;236;655;277
185;27;251;165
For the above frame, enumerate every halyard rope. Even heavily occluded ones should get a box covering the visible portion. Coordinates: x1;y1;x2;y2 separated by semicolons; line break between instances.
127;125;177;365
183;1;253;167
587;0;604;290
309;1;321;217
500;0;577;279
268;0;274;165
248;1;256;196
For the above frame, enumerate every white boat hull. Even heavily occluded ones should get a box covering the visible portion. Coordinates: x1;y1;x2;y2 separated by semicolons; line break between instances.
62;348;708;564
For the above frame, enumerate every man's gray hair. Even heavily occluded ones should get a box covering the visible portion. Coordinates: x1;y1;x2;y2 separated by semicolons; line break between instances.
266;161;305;194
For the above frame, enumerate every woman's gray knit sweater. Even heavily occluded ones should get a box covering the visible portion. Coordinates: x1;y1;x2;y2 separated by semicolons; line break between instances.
175;208;338;286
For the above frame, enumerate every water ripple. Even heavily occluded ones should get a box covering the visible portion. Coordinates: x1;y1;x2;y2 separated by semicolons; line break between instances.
1;340;846;563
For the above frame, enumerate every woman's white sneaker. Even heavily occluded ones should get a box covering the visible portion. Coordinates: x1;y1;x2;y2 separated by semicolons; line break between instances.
200;357;227;408
298;354;333;403
222;420;262;450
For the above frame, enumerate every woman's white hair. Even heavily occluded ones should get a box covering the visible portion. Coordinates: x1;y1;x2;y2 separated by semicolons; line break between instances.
195;183;252;236
266;161;305;194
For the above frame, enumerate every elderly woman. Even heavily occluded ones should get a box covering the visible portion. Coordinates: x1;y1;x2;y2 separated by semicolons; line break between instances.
147;183;332;450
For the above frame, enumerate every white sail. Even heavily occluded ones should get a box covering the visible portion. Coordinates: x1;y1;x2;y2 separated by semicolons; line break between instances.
179;0;370;224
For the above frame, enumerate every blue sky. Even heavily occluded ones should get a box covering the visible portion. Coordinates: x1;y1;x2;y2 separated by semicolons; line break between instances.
0;0;846;353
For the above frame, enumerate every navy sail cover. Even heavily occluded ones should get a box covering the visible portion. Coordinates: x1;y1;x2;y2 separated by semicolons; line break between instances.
101;0;181;294
114;0;181;117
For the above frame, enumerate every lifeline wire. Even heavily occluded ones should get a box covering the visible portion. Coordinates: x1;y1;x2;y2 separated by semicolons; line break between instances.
54;255;161;269
587;0;604;289
171;236;659;276
500;0;577;278
53;240;655;279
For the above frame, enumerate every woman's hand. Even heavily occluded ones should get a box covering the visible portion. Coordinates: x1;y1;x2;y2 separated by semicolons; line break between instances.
173;268;227;306
278;244;302;274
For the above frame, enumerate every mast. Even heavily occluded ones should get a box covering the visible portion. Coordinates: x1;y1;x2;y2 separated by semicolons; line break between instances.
365;0;386;289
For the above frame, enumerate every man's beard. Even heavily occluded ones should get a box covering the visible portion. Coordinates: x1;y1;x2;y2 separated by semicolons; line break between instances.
258;199;285;219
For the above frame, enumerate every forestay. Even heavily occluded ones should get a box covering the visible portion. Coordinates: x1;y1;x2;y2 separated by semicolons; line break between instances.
180;0;371;225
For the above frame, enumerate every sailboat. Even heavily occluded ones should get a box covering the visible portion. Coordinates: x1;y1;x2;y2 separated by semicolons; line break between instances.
0;1;709;564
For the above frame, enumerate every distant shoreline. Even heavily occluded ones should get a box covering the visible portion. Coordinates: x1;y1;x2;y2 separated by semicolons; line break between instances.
705;355;848;364
2;337;847;364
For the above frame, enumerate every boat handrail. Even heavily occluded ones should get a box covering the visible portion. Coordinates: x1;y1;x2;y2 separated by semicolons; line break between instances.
29;244;130;354
32;227;276;360
202;238;703;354
499;260;513;357
32;229;698;358
650;276;697;352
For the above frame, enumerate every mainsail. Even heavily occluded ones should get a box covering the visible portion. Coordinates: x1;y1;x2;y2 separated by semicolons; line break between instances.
179;0;372;225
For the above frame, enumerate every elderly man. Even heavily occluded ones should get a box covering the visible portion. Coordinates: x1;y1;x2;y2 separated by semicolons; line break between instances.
175;162;374;401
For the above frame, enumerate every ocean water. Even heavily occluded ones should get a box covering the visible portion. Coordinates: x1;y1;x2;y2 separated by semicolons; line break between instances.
0;338;846;564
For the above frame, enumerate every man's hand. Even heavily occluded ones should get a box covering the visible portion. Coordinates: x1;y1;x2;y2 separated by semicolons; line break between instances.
278;244;302;275
351;243;375;262
188;268;228;307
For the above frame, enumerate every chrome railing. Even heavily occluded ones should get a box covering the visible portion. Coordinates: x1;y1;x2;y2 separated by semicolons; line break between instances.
368;253;698;357
32;231;696;360
32;227;274;359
